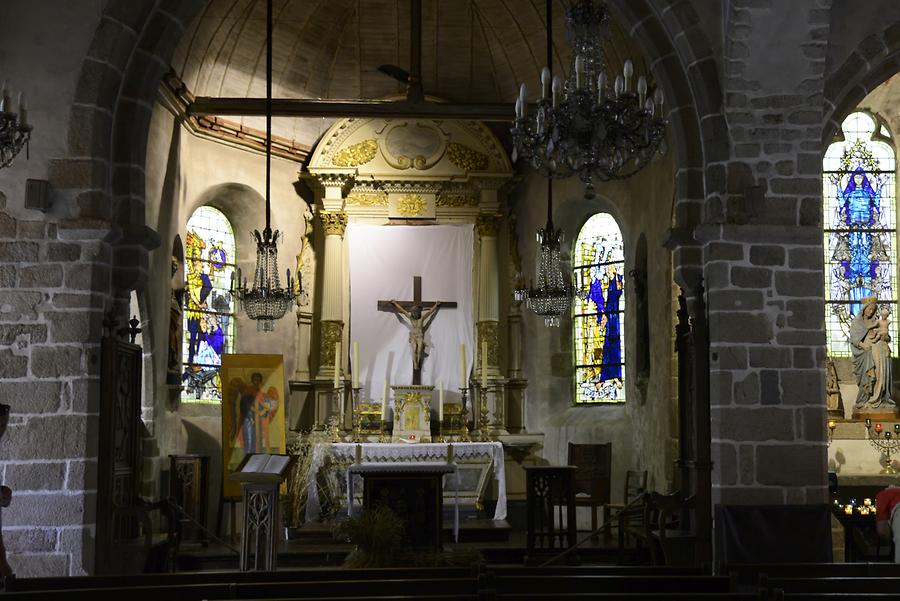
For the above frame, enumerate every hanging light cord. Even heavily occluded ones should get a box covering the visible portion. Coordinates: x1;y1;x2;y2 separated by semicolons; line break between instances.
545;0;553;230
265;0;273;234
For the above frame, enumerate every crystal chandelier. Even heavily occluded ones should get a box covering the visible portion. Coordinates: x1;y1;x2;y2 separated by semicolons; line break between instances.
233;0;295;331
511;0;667;193
515;180;581;327
0;84;31;169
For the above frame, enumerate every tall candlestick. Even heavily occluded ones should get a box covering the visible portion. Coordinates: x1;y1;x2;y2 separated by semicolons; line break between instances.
352;341;359;388
439;381;444;422
381;380;388;420
459;344;467;389
333;341;341;389
481;341;488;388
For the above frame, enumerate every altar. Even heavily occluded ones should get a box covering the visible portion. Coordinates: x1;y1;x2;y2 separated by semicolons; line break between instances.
304;442;507;522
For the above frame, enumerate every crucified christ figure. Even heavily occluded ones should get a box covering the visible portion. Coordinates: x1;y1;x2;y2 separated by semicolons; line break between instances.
390;300;441;372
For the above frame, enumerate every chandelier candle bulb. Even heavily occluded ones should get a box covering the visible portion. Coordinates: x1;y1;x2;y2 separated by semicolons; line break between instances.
654;88;664;113
623;59;633;93
352;341;359;388
0;83;9;112
575;55;584;89
541;67;551;98
645;98;655;116
597;73;606;103
552;76;561;108
637;76;647;106
614;75;624;98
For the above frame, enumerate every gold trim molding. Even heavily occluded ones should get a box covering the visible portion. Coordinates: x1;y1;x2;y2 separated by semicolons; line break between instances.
448;143;489;171
437;192;479;207
346;191;388;207
319;210;348;236
396;194;427;217
476;214;501;238
477;320;500;368
332;139;378;167
319;320;344;369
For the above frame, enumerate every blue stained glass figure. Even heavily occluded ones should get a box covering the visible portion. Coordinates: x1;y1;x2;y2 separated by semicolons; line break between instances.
599;267;623;382
839;168;882;317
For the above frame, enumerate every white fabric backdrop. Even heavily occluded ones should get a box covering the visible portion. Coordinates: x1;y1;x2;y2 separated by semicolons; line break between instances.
348;224;474;409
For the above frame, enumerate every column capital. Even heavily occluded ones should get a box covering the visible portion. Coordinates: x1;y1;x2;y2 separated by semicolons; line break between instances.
476;213;502;238
319;210;348;237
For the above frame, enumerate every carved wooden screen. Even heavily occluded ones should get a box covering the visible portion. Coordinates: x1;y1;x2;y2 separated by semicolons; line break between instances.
96;335;143;573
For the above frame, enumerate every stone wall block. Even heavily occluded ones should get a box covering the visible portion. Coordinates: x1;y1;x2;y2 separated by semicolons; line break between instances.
31;346;84;378
0;381;62;414
50;293;105;310
66;460;98;491
3;529;58;553
0;266;15;287
709;312;773;343
87;16;138;73
47;158;108;191
64;379;101;414
0;324;47;345
781;370;825;406
711;345;748;369
0;242;39;262
46;311;101;344
708;290;763;311
5;463;67;491
756;445;826;487
731;266;773;289
7;554;70;578
798;197;821;226
3;493;90;527
774;271;822;298
792;347;815;369
800;406;827;442
786;298;824;330
749;347;791;368
716;486;785;505
0;349;27;378
47;243;82;263
739;444;755;485
17;265;63;289
788;247;824;270
712;407;795;441
72;59;122;112
712;443;738;486
776;330;826;346
759;369;781;405
733;371;760;405
749;245;785;266
710;370;734;406
0;213;16;238
705;262;731;290
0;416;89;461
706;242;744;261
64;263;111;292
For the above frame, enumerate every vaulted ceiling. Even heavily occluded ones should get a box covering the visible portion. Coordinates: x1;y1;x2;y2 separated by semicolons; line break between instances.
172;0;648;146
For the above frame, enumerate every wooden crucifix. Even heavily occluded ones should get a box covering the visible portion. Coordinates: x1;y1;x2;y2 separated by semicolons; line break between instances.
377;276;457;385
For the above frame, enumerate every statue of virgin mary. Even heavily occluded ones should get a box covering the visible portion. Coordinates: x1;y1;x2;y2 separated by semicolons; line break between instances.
849;298;895;410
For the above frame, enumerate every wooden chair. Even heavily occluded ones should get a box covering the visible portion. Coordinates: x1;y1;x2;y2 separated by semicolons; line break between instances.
609;469;648;542
567;443;612;540
649;491;696;566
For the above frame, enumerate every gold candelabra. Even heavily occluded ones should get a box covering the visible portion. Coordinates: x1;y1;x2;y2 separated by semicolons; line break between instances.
864;419;900;474
350;386;362;442
477;383;492;441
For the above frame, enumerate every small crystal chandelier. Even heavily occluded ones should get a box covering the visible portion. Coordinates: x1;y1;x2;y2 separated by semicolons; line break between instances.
515;180;581;327
0;83;31;169
511;0;667;194
233;0;295;331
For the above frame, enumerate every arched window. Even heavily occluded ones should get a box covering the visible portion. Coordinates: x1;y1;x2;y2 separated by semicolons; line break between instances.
573;213;625;403
182;206;236;402
824;111;897;356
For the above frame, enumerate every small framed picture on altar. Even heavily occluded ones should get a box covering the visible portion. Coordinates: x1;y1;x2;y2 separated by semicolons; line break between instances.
221;354;287;498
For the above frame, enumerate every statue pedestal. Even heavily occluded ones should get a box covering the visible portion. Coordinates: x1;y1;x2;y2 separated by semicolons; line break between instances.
851;408;899;421
391;385;433;443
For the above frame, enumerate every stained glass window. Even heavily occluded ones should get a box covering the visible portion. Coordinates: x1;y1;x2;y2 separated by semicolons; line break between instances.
824;112;897;357
573;213;625;403
182;206;236;403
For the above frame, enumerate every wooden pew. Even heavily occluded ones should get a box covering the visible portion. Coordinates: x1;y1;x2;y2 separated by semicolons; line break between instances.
764;576;900;594
489;574;736;595
725;562;900;586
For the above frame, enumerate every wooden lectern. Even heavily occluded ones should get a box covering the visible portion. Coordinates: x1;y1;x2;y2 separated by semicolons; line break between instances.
230;454;293;571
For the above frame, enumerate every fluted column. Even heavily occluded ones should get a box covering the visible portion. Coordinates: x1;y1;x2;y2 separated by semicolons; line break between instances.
476;213;501;379
318;210;347;379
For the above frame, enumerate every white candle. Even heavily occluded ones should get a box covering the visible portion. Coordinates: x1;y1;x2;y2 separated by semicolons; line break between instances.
541;66;550;99
382;380;388;420
551;76;561;108
0;82;9;112
597;73;606;104
333;341;341;389
438;381;444;422
614;75;624;98
623;59;633;93
352;341;359;388
481;341;488;388
17;92;26;127
459;344;467;389
637;76;647;106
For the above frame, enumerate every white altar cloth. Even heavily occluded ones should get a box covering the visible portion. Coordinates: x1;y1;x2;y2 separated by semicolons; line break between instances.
305;442;507;522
